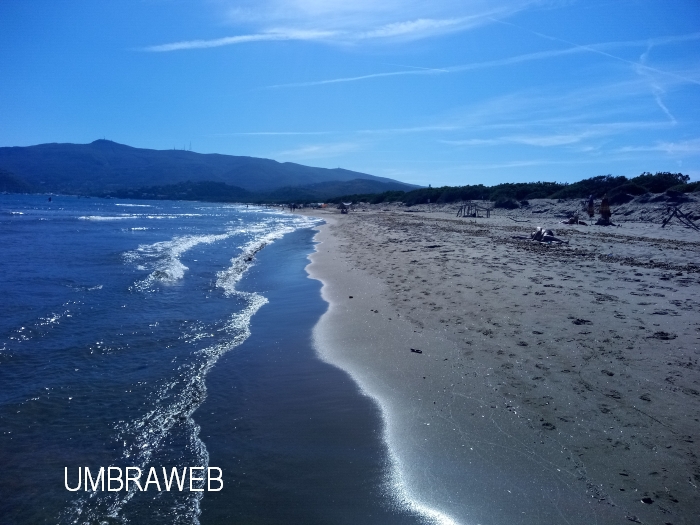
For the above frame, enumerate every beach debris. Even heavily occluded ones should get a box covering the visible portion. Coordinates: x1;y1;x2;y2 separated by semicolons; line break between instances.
649;331;676;340
511;227;570;244
560;215;587;225
532;227;569;243
410;348;423;354
661;206;700;231
456;201;492;218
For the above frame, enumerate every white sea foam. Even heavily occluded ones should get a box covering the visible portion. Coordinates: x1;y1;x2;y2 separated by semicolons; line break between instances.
128;214;319;293
92;293;269;524
311;354;462;525
65;212;320;524
79;215;134;221
127;232;234;292
115;204;152;207
308;232;463;525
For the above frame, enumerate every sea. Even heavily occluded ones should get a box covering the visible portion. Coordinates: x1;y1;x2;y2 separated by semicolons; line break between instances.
0;194;426;525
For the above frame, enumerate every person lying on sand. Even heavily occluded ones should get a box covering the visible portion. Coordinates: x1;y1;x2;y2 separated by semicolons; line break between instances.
511;227;570;244
531;227;569;244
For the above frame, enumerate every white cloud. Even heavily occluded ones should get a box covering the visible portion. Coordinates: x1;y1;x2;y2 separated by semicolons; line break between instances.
277;141;359;159
221;0;531;30
442;132;595;148
357;125;458;135
214;131;335;136
145;0;538;51
144;29;337;51
264;69;440;88
619;138;700;155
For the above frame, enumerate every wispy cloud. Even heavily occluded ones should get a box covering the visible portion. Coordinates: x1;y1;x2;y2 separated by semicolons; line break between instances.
264;69;441;89
441;138;500;146
357;125;458;135
263;32;700;89
442;133;593;147
143;17;485;52
144;1;537;51
277;141;359;159
144;29;337;51
491;19;700;87
618;138;700;155
265;47;586;88
213;131;336;136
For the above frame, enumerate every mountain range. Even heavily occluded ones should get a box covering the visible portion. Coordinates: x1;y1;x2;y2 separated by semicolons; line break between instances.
0;140;418;200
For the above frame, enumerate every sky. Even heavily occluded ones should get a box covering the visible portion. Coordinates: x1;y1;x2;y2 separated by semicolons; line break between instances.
1;0;699;186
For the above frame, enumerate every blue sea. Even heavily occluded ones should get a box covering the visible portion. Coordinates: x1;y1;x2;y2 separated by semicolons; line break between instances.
0;195;425;525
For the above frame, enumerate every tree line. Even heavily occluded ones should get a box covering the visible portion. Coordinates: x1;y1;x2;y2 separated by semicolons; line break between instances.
326;172;697;208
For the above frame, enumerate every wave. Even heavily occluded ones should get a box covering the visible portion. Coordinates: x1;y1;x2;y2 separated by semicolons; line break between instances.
127;214;319;293
126;232;236;292
78;215;134;221
63;212;321;524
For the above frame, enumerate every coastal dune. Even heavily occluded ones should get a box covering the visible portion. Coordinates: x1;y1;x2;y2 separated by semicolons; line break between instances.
305;203;700;525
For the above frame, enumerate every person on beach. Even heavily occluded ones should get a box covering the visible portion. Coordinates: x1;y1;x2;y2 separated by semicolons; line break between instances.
531;227;569;244
587;195;595;219
600;193;612;222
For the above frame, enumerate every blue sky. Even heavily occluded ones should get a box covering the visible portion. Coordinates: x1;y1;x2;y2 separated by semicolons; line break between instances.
1;0;699;186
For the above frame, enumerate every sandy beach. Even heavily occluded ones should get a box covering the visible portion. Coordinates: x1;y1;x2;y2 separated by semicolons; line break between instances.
304;197;700;525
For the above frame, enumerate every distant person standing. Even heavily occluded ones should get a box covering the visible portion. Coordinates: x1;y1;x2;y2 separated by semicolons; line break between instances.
587;195;594;219
599;194;611;223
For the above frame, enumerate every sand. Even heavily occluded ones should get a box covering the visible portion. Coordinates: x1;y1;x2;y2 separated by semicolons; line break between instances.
302;197;700;525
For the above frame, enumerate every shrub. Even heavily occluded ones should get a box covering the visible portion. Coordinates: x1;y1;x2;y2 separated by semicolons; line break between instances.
494;197;520;209
631;172;689;193
608;192;634;205
667;182;700;193
610;183;647;196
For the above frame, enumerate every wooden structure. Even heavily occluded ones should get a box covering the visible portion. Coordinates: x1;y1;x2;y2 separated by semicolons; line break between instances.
662;206;700;231
456;201;492;218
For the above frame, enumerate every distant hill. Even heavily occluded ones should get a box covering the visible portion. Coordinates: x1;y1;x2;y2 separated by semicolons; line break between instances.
0;168;33;193
109;178;413;204
0;140;418;196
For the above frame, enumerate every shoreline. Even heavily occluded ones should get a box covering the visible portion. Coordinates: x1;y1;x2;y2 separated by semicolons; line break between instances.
303;204;699;525
306;216;461;525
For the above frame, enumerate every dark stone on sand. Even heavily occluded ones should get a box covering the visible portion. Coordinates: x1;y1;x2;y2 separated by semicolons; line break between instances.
649;331;677;340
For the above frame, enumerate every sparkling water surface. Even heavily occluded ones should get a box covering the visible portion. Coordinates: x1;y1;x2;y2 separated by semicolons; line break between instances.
0;195;424;525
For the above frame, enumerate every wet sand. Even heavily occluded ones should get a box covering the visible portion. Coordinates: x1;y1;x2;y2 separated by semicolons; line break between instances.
304;200;700;525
